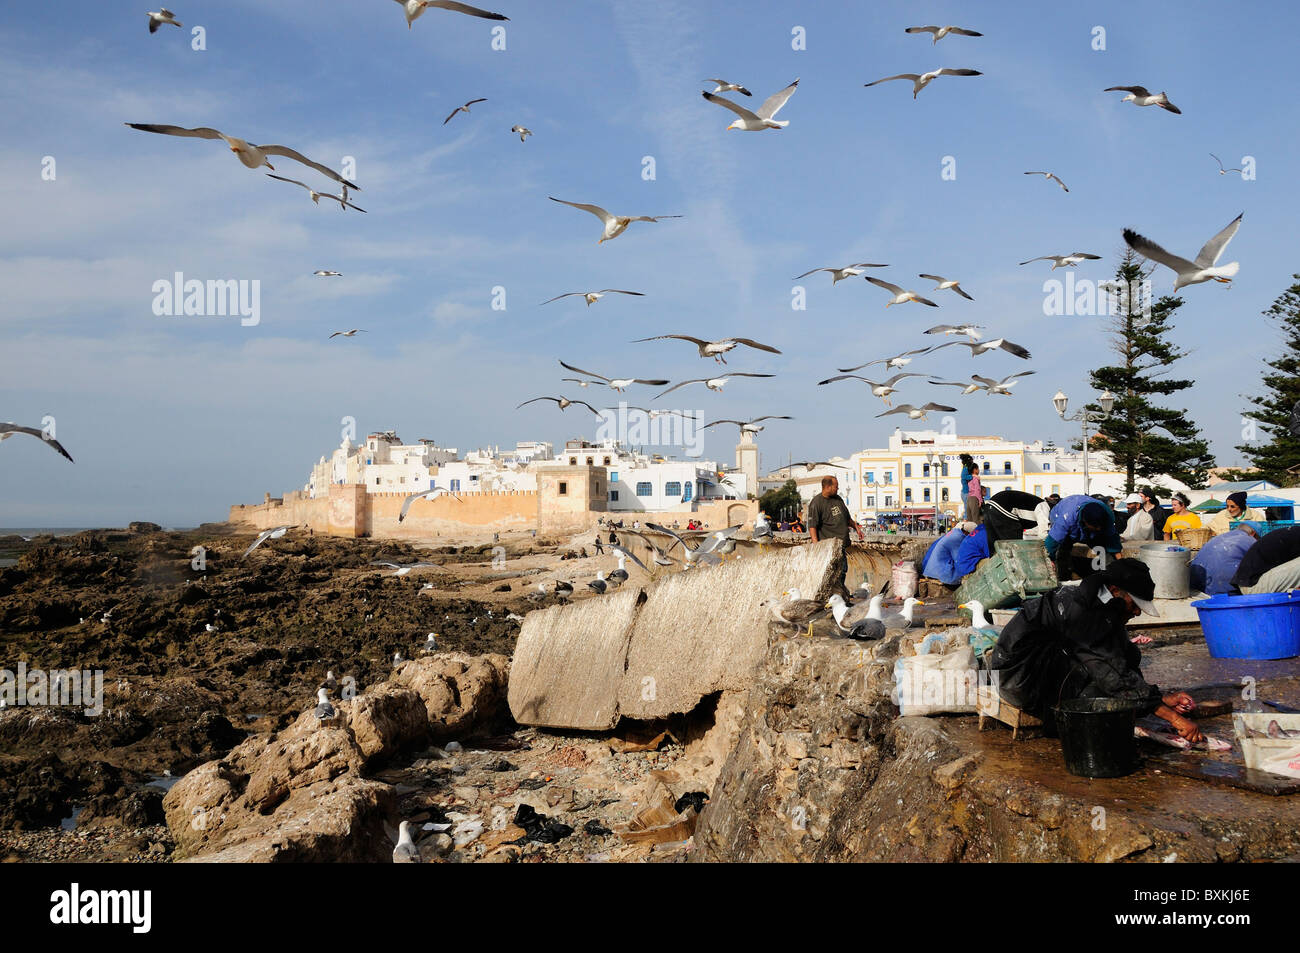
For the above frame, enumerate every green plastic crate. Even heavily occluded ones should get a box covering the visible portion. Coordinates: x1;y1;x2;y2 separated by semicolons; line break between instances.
954;538;1058;610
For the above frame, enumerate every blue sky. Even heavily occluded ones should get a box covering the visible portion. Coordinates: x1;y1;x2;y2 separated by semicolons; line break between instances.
2;0;1296;526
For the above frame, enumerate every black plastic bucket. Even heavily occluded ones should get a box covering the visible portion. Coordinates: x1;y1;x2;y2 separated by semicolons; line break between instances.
1053;697;1139;778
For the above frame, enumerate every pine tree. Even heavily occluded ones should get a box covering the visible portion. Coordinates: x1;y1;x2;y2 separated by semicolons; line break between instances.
759;479;802;521
1084;251;1215;491
1236;275;1300;486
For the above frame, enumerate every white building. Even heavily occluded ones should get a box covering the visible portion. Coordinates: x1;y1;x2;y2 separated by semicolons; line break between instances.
557;438;746;512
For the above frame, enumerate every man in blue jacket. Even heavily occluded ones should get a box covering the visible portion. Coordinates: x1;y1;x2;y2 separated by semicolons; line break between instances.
1190;523;1259;595
922;522;976;586
1045;494;1123;581
954;523;991;577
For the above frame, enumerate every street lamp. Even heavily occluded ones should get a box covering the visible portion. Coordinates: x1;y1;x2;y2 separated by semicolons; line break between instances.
1052;389;1115;495
925;450;940;534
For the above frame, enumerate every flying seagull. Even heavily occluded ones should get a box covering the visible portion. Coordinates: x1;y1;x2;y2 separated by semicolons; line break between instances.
541;289;644;307
1103;85;1181;114
918;274;974;300
905;24;982;43
125;123;359;189
398;487;463;522
242;525;294;558
266;174;366;211
701;77;799;131
1122;213;1242;290
865;68;981;98
926;378;984;396
147;8;181;32
371;561;440;576
394;0;508;30
702;416;793;434
511;125;532;142
515;395;602;416
329;329;367;338
0;423;74;462
704;79;752;96
1210;153;1244;177
931;338;1032;359
549;197;682;244
1023;171;1068;192
558;360;668;392
313;270;342;277
970;371;1036;395
838;347;933;373
817;372;925;406
443;98;487;125
793;263;888;284
864;276;938;307
606;407;696;421
924;323;983;341
1018;252;1101;270
631;334;781;364
876;403;956;420
656;373;774;399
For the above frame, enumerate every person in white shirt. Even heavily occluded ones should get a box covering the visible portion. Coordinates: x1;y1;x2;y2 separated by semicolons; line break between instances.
1121;492;1155;541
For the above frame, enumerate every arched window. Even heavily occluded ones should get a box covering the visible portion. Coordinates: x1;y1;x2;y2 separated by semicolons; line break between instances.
904;488;913;502
603;456;611;466
904;463;913;478
941;487;950;502
636;482;653;497
923;487;931;502
1004;461;1012;474
586;457;594;466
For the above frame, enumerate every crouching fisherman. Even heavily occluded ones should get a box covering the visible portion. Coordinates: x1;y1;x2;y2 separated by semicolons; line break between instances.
989;560;1202;742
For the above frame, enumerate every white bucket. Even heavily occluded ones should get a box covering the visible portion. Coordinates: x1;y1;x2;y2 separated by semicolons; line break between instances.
1135;544;1191;599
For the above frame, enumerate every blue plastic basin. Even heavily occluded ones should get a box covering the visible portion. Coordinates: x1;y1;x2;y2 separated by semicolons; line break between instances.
1191;591;1300;660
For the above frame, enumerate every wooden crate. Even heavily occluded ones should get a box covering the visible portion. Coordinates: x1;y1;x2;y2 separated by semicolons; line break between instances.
977;682;1043;739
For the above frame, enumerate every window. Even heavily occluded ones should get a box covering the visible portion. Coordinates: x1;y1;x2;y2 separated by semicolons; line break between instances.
884;495;893;507
922;463;930;478
1004;461;1012;474
904;488;913;502
374;477;380;485
904;463;912;478
941;487;950;502
884;472;892;484
683;482;692;502
586;457;594;466
865;471;875;484
1033;484;1043;496
603;457;611;466
450;479;461;492
665;481;682;497
941;462;949;477
610;489;619;501
558;481;568;496
1043;462;1052;471
610;471;619;482
636;482;653;497
866;495;875;507
569;457;577;465
923;487;931;502
1051;484;1060;496
982;462;990;473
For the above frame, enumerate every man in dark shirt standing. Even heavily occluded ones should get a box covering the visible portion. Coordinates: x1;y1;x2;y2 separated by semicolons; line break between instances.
808;475;864;599
1232;525;1300;594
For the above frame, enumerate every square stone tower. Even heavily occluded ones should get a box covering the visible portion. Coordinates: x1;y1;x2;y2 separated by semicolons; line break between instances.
735;432;759;500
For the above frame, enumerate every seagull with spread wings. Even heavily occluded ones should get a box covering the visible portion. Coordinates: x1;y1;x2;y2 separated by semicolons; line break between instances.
314;270;342;277
864;276;939;307
924;323;984;341
328;329;367;338
510;125;532;142
125;123;359;189
793;262;889;284
876;403;956;420
541;289;644;307
1023;171;1068;192
817;372;925;406
837;347;933;373
548;197;682;243
398;487;464;522
147;8;181;32
242;525;295;558
865;68;981;98
1103;85;1181;114
558;360;668;392
607;407;696;421
970;371;1036;395
701;78;800;130
0;423;74;462
1210;153;1244;177
266;174;366;211
371;560;440;576
1018;252;1101;270
393;0;507;29
1123;213;1242;290
930;338;1032;359
702;416;793;435
905;24;982;43
704;79;752;96
516;396;602;416
444;98;487;125
631;334;781;364
655;373;774;399
918;274;974;300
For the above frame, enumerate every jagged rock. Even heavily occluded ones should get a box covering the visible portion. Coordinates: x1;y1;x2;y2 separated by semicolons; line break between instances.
344;686;428;764
390;652;510;739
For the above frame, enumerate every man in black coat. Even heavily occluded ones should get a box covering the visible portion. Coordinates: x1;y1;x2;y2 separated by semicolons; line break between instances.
990;560;1202;740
